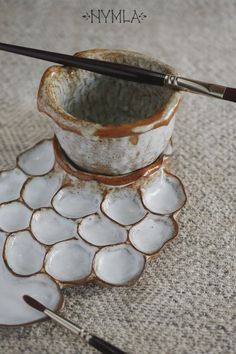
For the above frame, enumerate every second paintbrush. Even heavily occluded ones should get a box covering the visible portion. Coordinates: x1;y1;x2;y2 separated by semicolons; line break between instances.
23;295;126;354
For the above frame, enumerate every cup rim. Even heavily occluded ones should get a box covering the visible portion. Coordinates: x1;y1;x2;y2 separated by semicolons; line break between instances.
38;48;181;138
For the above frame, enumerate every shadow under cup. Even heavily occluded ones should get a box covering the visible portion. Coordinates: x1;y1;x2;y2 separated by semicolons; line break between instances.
38;49;181;176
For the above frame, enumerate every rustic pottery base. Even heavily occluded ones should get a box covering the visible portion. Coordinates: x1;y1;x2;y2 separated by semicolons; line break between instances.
0;138;186;326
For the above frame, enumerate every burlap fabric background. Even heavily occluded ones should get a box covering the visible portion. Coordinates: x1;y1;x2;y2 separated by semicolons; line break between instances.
0;1;235;353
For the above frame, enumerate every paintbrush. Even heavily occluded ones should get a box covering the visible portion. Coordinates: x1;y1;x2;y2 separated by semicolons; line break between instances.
0;42;235;103
23;295;126;354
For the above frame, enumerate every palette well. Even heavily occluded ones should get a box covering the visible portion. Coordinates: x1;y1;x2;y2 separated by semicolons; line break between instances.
0;138;186;326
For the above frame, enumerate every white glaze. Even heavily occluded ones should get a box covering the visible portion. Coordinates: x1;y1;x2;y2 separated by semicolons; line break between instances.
94;244;145;286
102;188;146;225
0;233;61;326
54;118;175;175
0;202;32;232
22;172;64;209
5;231;46;275
141;169;186;214
78;213;127;246
163;140;173;156
0;134;187;294
129;214;177;254
45;239;97;282
31;208;77;245
52;182;102;218
0;168;27;204
18;140;55;176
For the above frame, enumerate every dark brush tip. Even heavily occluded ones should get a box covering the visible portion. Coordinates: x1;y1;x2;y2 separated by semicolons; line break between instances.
23;295;46;313
223;87;236;103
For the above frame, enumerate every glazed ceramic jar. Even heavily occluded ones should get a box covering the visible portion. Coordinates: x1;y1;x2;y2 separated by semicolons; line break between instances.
38;49;181;176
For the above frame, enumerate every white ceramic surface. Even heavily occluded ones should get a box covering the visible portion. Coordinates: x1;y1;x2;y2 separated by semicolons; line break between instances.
0;138;186;325
22;172;64;209
94;244;145;286
0;232;62;326
141;169;186;214
52;182;102;218
0;168;27;204
31;208;77;245
45;239;97;282
0;202;32;232
53;117;176;175
18;140;55;176
78;213;127;246
5;231;46;275
129;214;177;254
102;188;146;225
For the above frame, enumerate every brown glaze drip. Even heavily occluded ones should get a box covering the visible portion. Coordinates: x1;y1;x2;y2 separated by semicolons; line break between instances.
129;135;139;145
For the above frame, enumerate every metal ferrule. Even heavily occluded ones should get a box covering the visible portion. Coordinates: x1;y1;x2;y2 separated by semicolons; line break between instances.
44;309;92;342
164;75;226;99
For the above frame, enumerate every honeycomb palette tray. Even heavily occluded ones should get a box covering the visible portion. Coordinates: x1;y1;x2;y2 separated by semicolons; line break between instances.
0;139;186;326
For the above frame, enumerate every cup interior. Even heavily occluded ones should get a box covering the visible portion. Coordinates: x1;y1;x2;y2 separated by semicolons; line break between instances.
49;51;176;126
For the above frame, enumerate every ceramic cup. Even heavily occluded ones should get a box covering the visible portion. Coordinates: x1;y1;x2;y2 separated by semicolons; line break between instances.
38;49;181;176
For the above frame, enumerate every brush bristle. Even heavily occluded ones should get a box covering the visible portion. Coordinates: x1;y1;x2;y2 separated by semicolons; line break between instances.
223;87;236;103
23;295;46;312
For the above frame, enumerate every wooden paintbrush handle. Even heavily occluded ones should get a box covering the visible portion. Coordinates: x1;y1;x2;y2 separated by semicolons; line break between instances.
0;42;166;86
89;335;127;354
